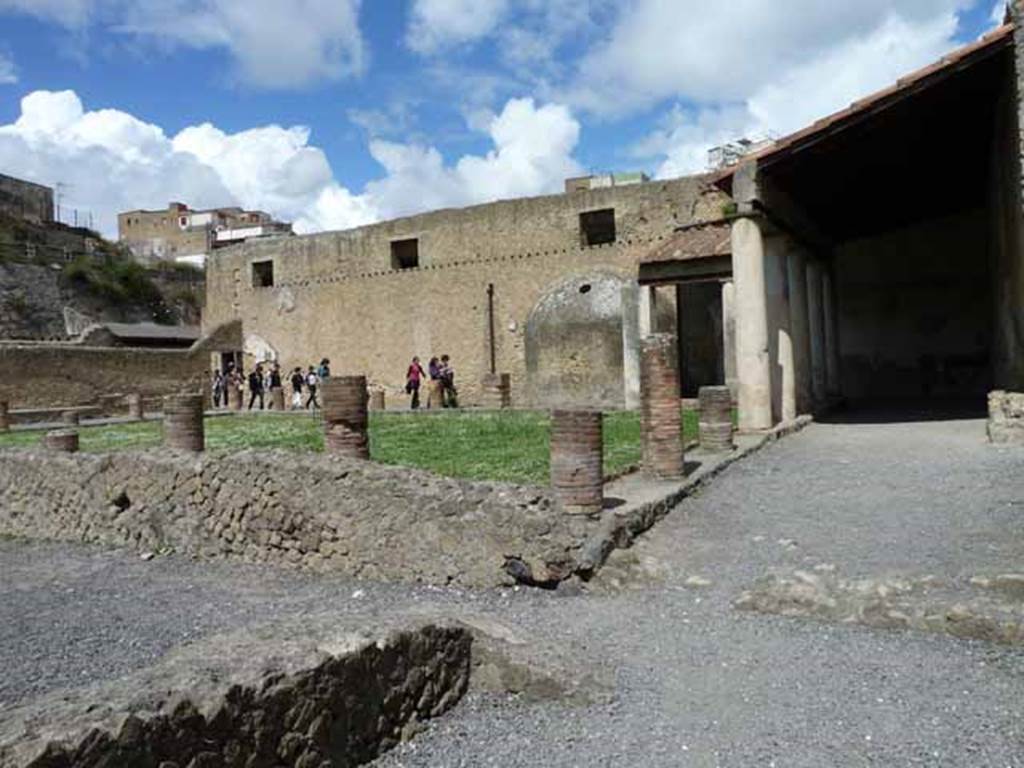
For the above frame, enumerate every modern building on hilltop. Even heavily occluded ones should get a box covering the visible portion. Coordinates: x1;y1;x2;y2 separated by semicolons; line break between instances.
204;12;1024;424
118;202;292;266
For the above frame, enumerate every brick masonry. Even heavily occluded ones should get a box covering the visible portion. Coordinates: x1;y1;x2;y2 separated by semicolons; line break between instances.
550;410;604;516
698;385;735;453
322;376;370;459
641;333;685;479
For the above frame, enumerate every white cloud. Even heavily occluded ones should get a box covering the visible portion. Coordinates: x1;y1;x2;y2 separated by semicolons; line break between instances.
118;0;366;88
366;98;581;217
0;0;366;89
406;0;508;54
0;0;93;27
569;0;974;116
631;3;982;177
0;90;581;239
0;51;16;84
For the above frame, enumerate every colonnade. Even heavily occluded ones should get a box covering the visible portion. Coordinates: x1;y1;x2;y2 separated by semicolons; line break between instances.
730;216;841;430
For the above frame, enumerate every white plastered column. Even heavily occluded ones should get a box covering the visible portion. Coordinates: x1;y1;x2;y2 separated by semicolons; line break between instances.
732;217;773;430
764;235;794;423
721;280;738;400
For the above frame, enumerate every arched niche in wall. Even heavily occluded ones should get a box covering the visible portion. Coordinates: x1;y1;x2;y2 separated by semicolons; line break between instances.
524;271;630;410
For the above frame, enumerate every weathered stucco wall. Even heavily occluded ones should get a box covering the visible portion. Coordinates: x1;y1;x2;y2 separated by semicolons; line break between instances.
835;209;993;399
203;177;728;407
0;321;240;409
0;448;594;588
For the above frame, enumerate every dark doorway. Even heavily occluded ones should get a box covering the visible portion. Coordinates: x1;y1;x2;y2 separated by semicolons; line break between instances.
676;281;724;397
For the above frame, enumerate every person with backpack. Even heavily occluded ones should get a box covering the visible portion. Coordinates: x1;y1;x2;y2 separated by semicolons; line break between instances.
290;367;304;409
317;358;331;380
305;366;320;409
247;365;265;410
405;356;426;409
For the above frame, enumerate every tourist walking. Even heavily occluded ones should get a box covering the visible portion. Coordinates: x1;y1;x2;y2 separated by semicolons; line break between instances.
248;365;265;410
305;366;320;409
290;367;304;409
212;370;225;408
405;356;426;409
268;364;283;409
440;354;458;408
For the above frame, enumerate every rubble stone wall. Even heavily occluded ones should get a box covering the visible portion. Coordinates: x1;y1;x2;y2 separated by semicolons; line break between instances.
0;623;471;768
0;449;591;588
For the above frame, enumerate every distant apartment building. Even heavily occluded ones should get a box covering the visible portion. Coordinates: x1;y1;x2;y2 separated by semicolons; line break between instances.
117;202;292;266
0;173;54;225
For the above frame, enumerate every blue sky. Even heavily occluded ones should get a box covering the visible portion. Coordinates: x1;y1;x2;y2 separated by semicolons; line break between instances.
0;0;1005;237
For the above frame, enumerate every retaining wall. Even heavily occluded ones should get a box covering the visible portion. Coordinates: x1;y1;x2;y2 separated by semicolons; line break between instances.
0;449;592;588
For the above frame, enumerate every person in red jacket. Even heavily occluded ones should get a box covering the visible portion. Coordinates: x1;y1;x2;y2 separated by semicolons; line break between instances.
405;356;426;409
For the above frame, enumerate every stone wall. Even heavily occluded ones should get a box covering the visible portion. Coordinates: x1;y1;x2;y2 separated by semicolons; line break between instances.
0;173;53;225
0;448;594;588
0;342;206;409
0;621;471;767
988;390;1024;443
0;262;66;339
203;177;728;407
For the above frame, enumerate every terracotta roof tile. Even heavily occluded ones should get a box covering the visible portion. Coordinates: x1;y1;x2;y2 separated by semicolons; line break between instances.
642;222;731;264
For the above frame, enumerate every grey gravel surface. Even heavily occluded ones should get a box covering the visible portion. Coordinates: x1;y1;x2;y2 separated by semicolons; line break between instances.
2;416;1024;766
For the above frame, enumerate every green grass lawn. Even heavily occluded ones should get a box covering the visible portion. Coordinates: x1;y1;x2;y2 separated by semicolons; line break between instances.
0;410;701;485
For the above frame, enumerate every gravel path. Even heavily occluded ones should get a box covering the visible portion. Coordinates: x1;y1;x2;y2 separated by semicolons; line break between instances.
2;416;1023;766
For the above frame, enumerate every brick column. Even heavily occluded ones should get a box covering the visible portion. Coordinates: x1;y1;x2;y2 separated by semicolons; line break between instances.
126;393;144;421
322;376;370;459
550;410;603;516
0;400;8;432
480;373;511;409
61;410;80;426
641;333;685;479
44;429;79;453
163;394;205;452
698;385;734;453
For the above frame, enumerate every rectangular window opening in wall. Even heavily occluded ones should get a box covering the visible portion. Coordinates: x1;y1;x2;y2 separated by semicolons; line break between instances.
391;238;420;269
252;260;274;288
580;208;616;247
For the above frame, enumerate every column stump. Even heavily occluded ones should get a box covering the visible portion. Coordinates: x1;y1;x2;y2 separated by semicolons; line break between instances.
698;385;735;453
0;400;8;433
322;376;370;459
44;429;79;453
641;334;685;480
550;409;603;516
227;385;243;412
369;389;386;411
480;373;512;409
163;394;205;452
426;379;445;409
270;387;286;411
126;393;144;421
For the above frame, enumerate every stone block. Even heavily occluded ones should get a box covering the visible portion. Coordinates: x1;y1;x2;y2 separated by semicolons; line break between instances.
988;390;1024;444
